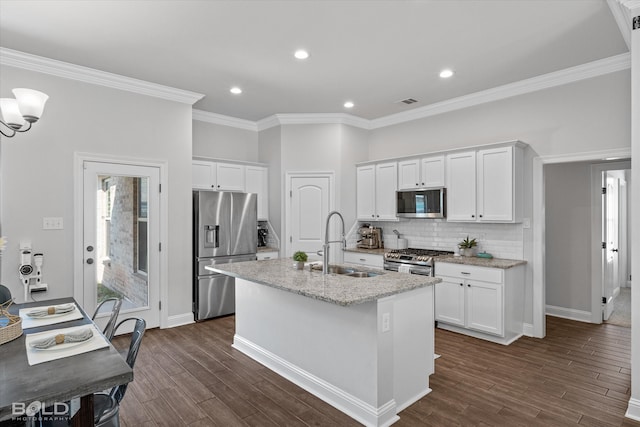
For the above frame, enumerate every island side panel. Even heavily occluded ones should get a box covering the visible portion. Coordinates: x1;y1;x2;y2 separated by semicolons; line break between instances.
393;285;434;411
233;278;397;426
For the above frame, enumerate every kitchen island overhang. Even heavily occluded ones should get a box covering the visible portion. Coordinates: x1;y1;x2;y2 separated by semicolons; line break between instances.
208;259;441;427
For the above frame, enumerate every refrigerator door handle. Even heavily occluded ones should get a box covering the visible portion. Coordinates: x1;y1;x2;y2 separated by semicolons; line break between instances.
204;225;219;248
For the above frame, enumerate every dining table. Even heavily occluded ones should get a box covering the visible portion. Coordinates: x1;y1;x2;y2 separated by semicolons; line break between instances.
0;297;133;426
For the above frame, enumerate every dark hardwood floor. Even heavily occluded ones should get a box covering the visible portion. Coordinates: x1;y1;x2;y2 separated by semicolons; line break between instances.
114;315;640;426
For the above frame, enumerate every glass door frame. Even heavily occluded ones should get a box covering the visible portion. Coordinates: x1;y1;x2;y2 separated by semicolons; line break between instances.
73;152;168;330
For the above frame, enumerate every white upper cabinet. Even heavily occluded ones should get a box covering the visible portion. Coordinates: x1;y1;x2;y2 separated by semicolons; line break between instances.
245;166;269;220
375;162;398;220
398;156;445;190
421;156;445;188
446;144;522;223
356;162;398;221
216;163;245;191
356;165;376;220
397;159;421;190
192;160;244;191
192;160;216;190
446;151;477;221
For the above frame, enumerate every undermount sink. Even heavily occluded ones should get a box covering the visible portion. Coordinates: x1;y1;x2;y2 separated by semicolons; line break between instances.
345;271;381;278
325;265;382;278
326;265;357;275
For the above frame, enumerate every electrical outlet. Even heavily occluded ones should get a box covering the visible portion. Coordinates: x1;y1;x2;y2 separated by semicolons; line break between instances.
43;217;64;230
382;312;391;332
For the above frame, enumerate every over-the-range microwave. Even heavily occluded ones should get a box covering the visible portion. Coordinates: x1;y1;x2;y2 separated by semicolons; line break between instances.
396;188;446;219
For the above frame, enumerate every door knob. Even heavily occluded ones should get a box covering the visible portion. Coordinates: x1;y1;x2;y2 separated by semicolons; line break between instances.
86;258;94;265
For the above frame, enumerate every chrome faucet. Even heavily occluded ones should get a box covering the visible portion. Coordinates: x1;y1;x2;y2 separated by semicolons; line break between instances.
321;211;346;274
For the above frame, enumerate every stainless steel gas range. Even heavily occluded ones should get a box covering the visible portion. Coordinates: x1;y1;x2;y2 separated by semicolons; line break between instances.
383;248;454;276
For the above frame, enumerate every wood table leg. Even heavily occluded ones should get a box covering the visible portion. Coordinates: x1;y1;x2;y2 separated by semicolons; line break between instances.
70;394;93;427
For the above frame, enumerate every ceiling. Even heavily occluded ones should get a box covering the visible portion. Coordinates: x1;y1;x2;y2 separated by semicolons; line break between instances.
0;0;629;122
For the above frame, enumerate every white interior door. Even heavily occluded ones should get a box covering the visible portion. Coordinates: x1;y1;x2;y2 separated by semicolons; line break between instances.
287;174;332;259
83;161;160;330
602;172;620;321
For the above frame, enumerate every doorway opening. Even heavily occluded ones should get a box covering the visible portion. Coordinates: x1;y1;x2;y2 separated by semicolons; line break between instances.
602;168;631;327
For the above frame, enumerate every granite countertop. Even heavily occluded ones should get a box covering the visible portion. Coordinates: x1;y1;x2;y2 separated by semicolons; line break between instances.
207;258;440;306
436;255;526;269
257;246;279;253
343;247;387;255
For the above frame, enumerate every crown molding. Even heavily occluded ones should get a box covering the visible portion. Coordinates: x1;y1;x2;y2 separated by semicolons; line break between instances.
370;53;631;130
0;47;205;105
256;113;371;131
192;109;257;131
608;0;631;48
618;0;640;10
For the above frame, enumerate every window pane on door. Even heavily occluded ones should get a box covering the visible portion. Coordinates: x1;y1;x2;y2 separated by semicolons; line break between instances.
96;175;149;312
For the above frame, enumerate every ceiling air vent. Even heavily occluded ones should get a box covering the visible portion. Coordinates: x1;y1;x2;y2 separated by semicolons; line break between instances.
396;98;418;105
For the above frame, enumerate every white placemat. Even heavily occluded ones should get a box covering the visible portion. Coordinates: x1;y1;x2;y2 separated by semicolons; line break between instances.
24;324;109;366
19;303;84;329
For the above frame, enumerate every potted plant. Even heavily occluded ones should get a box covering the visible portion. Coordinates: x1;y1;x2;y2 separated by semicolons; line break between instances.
458;236;478;257
292;251;308;270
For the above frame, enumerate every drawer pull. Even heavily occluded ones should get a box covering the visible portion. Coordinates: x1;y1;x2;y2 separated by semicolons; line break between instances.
359;258;366;262
461;272;471;275
264;257;271;260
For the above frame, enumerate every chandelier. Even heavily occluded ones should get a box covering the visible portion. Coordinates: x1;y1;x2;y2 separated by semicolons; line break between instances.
0;88;49;138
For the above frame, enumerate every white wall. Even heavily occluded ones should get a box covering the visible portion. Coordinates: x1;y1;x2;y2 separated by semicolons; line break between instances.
193;120;259;161
0;65;193;319
544;162;592;312
368;71;630;159
258;126;282;238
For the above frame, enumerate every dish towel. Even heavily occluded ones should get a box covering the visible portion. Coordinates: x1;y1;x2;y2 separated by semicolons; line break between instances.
25;303;75;318
398;264;411;274
29;328;94;349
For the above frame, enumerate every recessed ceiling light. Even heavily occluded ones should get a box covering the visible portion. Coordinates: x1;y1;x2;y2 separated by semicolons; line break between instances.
294;49;309;60
344;101;354;109
230;87;242;95
439;69;454;78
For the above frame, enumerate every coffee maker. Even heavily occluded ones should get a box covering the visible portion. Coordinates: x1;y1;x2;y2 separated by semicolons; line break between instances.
357;225;381;249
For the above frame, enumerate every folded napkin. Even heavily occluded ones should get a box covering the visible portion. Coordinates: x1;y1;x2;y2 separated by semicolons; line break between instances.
29;328;93;349
26;303;75;318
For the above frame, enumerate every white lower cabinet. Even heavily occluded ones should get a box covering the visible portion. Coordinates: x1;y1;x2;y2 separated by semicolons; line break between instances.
342;251;384;269
435;262;524;345
257;250;279;260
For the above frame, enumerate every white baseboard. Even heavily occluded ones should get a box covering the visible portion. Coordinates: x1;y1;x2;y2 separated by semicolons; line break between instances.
522;323;534;337
545;305;592;323
233;334;399;427
626;397;640;421
165;312;195;328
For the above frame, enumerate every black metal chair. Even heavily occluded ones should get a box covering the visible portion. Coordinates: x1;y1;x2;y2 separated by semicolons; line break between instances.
0;284;12;304
92;298;123;341
94;317;146;427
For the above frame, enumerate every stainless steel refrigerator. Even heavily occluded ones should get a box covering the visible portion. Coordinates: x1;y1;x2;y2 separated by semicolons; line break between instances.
193;190;257;321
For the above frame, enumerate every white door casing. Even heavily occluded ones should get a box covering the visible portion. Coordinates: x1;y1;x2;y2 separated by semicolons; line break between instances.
75;153;167;331
285;172;334;259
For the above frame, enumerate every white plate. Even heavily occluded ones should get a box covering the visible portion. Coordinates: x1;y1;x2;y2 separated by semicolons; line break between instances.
31;335;94;352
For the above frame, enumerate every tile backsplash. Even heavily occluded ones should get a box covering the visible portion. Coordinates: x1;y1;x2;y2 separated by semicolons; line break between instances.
350;219;524;260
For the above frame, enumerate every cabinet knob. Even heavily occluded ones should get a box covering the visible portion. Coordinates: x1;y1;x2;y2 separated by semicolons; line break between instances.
471;215;475;218
371;215;375;218
479;214;483;218
422;182;425;186
467;284;471;287
376;214;379;217
459;283;464;286
211;185;215;188
217;185;220;188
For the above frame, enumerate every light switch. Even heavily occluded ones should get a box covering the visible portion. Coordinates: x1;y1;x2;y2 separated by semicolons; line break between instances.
43;217;64;230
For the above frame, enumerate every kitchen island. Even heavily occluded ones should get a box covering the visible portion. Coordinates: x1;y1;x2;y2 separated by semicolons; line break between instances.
207;259;441;427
